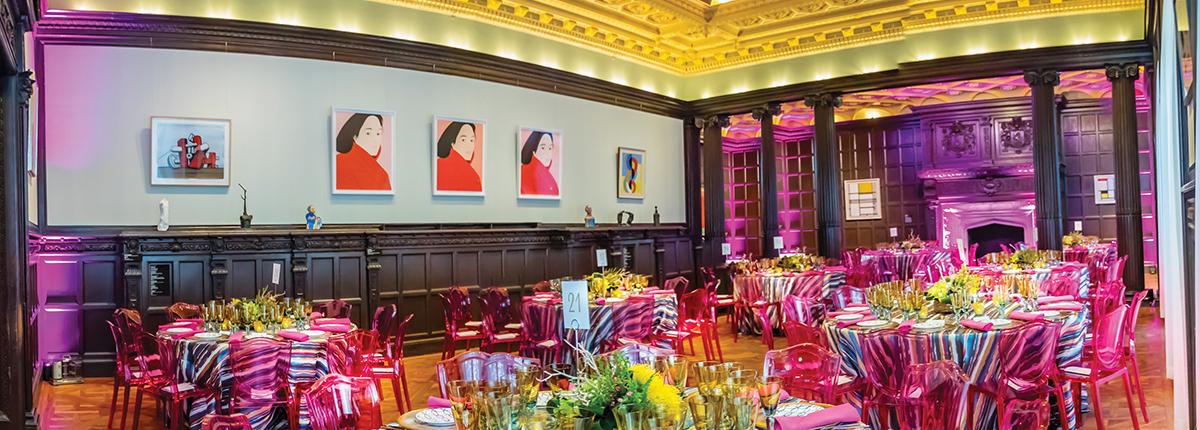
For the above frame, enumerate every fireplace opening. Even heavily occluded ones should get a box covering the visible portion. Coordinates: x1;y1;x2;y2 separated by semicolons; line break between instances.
967;223;1025;258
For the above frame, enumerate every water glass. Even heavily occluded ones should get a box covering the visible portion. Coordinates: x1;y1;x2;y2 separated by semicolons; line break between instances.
612;405;642;430
687;395;722;430
731;396;758;430
448;380;479;430
758;376;783;430
654;354;689;392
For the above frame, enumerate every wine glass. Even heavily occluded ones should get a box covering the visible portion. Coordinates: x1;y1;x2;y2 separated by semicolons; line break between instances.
655;354;689;393
758;376;783;430
447;380;479;430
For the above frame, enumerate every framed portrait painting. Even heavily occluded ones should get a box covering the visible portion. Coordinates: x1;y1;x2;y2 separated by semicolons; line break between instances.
517;127;562;200
150;117;231;186
617;147;645;199
432;116;486;196
332;107;395;195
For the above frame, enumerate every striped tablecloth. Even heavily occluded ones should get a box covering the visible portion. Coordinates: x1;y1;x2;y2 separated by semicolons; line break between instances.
861;249;954;282
732;270;845;334
522;293;677;355
825;310;1089;430
165;332;349;430
969;263;1092;299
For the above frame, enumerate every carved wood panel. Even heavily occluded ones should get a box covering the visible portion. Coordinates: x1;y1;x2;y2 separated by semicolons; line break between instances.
777;137;819;252
837;119;927;248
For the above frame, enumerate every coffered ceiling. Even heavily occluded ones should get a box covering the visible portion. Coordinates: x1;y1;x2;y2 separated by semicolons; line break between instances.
371;0;1142;74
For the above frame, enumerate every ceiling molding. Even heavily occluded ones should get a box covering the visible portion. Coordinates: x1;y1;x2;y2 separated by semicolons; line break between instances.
364;0;1142;75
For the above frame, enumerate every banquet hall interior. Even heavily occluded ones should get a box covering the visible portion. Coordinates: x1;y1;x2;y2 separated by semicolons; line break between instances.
0;0;1196;429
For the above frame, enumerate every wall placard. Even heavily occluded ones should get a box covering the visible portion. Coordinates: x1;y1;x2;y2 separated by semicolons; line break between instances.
844;178;883;221
149;263;172;297
1093;174;1115;205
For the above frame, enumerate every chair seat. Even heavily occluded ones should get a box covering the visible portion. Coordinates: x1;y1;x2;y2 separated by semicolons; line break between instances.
464;321;483;327
659;330;694;339
454;330;480;337
160;382;196;394
494;333;521;341
533;339;558;348
835;374;854;386
504;323;522;330
716;299;735;306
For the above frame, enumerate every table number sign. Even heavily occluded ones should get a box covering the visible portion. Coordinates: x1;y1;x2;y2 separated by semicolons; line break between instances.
595;249;608;268
889;227;898;238
721;243;732;256
561;280;590;329
271;263;282;285
1073;221;1083;232
773;236;784;250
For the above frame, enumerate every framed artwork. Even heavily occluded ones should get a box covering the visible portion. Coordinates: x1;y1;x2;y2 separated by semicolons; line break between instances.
617;147;646;199
150;117;231;186
432;116;486;196
331;107;395;195
517;127;562;200
1094;174;1116;204
844;178;882;220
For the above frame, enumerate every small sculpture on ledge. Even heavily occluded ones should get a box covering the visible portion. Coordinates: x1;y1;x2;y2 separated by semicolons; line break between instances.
238;184;253;229
653;206;660;226
157;198;170;232
305;205;323;230
616;210;634;226
584;205;597;229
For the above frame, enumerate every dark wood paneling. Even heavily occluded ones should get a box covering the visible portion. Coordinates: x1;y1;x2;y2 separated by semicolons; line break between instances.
837;118;927;249
777;136;819;252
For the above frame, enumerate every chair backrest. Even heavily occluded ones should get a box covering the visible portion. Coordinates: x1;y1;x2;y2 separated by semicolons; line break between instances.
479;287;517;334
831;286;868;310
335;329;381;377
531;280;553;292
1123;290;1148;349
860;330;932;399
371;304;398;348
782;295;817;324
902;360;968;430
316;299;353;320
1043;275;1080;297
679;288;711;322
153;335;186;393
1092;304;1131;372
439;287;475;331
200;414;253;430
664;276;689;297
228;336;291;406
435;352;540;397
762;343;840;395
105;321;132;378
700;267;719;291
782;321;826;347
1092;281;1126;317
112;309;151;362
1105;255;1128;283
996;320;1062;395
304;374;383;430
601;342;674;365
387;313;415;362
166;302;202;322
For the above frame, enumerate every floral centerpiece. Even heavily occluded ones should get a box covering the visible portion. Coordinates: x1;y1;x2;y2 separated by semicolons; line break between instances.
924;268;983;304
1062;231;1100;248
1006;249;1049;270
776;253;824;272
204;288;311;332
585;268;650;300
547;355;683;430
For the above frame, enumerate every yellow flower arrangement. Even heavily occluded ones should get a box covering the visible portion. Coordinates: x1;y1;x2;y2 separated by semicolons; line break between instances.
646;378;682;417
629;364;656;385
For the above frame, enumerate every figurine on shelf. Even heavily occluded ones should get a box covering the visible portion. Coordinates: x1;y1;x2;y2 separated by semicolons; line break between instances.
238;184;253;228
305;205;323;230
584;205;597;228
653;206;660;226
157;198;170;232
617;210;634;226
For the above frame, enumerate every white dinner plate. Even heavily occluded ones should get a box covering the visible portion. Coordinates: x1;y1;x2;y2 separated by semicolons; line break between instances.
414;408;455;427
164;327;193;334
989;318;1014;327
913;320;945;331
191;332;222;340
843;306;870;312
834;314;862;321
774;401;827;418
1037;310;1063;319
856;320;889;329
301;330;327;338
245;332;273;340
606;298;626;303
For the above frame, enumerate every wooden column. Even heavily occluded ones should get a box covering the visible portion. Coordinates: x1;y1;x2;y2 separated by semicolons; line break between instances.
1106;63;1145;291
806;94;843;259
701;115;730;267
683;118;704;283
1024;70;1066;250
754;103;782;258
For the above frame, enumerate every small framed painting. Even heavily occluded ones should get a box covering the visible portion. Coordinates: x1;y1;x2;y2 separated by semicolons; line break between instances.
617;147;645;199
844;178;882;220
517;127;562;200
332;107;395;195
433;116;486;196
150;117;231;186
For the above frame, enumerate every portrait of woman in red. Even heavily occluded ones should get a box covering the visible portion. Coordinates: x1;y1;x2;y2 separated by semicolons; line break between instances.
334;111;393;194
434;120;484;195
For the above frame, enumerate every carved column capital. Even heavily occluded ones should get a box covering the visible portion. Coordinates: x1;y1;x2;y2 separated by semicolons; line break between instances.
17;70;33;109
1105;63;1140;81
1022;69;1060;87
751;103;781;121
700;114;730;129
803;93;842;109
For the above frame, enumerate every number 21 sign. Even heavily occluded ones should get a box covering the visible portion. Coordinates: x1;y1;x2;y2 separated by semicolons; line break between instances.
561;280;591;329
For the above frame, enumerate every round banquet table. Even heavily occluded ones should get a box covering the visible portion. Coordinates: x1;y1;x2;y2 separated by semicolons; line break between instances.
1063;243;1116;264
522;292;677;354
162;330;351;430
732;270;845;334
860;248;954;281
968;263;1092;299
824;309;1089;430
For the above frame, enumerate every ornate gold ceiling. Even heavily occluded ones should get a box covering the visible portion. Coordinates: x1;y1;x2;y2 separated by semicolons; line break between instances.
369;0;1142;75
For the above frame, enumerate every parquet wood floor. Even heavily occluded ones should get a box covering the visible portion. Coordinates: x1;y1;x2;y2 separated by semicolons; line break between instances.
38;291;1175;429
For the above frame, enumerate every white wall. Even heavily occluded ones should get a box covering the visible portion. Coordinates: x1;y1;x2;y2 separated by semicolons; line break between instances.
42;45;685;226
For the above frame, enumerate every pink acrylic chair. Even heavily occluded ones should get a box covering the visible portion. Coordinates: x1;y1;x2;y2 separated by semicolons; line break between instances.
367;313;415;413
303;374;384;430
601;342;675;365
150;334;215;430
781;295;818;324
1124;290;1150;422
1105;255;1128;283
1091;281;1127;318
227;336;292;414
106;319;161;430
439;287;486;359
166;302;202;322
859;330;932;428
657;288;721;361
1060;304;1141;430
763;343;859;404
966;320;1068;430
900;360;968;430
831;286;868;310
518;298;562;364
315;299;353;319
479;287;524;353
435;352;540;397
606;296;658;349
664;276;689;300
200;413;253;430
782;320;826;347
701;267;736;331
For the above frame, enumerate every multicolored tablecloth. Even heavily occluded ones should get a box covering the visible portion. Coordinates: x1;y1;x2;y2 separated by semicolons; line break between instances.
732;270;845;334
522;293;677;354
861;249;954;282
825;310;1089;430
968;263;1092;299
165;332;349;430
1063;243;1117;265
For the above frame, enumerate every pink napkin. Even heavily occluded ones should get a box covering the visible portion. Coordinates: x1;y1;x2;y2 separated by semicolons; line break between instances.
428;396;452;408
309;312;324;319
175;318;204;324
229;332;244;343
960;320;993;331
314;318;350;325
595;299;606;305
1037;295;1074;304
1040;303;1083;312
774;403;860;430
277;330;310;342
313;324;351;333
896;321;915;334
1009;311;1045;322
826;310;868;317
